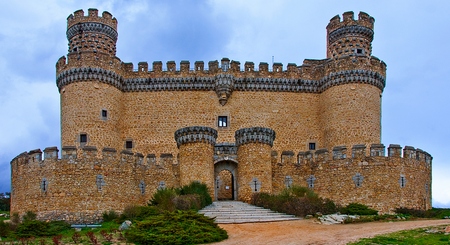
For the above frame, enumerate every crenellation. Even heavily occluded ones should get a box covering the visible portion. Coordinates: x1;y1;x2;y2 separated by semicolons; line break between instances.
180;60;190;72
351;144;366;159
153;61;162;72
244;61;254;72
61;146;77;160
138;62;148;72
259;62;269;72
195;61;204;71
370;143;385;156
28;149;43;163
332;146;347;159
43;147;59;160
388;144;402;157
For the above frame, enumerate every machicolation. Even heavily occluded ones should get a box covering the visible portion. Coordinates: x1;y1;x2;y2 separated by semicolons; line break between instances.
11;9;432;224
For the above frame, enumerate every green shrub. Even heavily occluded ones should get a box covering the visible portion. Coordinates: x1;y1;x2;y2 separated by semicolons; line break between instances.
178;181;212;209
0;220;10;237
102;210;119;222
341;203;378;215
22;211;37;222
120;205;160;222
125;210;227;245
395;207;450;219
149;188;178;211
15;220;49;238
173;194;202;211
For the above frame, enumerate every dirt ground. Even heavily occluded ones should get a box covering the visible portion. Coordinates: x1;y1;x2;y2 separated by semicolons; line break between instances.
213;219;450;245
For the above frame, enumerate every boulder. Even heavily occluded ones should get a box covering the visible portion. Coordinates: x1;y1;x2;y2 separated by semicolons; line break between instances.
119;220;132;231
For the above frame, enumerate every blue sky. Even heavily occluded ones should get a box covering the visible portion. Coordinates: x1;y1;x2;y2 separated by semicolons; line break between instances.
0;0;449;207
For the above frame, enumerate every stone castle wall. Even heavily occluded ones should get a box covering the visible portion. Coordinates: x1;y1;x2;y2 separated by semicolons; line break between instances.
272;144;432;213
10;146;179;224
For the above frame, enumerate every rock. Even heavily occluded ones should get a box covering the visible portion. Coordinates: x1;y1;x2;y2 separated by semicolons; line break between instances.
445;226;450;234
119;220;132;231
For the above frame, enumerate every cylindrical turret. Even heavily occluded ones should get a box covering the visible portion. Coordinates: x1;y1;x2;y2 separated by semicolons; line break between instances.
175;126;217;197
326;11;374;59
320;12;386;149
235;127;275;202
57;9;123;152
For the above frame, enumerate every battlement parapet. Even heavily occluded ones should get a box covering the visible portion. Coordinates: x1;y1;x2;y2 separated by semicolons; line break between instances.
295;143;432;166
235;127;276;147
327;11;374;38
11;146;180;169
67;9;117;31
174;126;218;148
56;57;385;94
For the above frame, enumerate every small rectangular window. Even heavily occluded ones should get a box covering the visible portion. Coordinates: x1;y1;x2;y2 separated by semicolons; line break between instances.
218;116;228;127
126;140;133;149
101;109;108;119
80;134;87;143
309;143;316;150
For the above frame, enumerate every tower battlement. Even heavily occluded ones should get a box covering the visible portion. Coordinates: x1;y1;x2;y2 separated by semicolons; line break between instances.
67;8;117;30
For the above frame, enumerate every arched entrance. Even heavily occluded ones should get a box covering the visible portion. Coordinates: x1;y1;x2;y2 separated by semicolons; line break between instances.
214;160;237;201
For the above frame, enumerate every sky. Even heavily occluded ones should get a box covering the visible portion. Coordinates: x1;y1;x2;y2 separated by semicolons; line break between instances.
0;0;449;207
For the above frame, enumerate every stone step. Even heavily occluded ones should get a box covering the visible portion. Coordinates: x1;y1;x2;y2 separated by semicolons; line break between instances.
198;201;300;224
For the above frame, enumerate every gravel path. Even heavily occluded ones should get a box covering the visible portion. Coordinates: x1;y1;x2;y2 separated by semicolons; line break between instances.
213;219;450;245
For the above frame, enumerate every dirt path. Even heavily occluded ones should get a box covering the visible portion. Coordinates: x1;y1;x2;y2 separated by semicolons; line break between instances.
213;219;450;245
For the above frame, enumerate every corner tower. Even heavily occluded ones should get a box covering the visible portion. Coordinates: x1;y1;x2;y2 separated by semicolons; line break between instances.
320;11;386;149
56;9;123;151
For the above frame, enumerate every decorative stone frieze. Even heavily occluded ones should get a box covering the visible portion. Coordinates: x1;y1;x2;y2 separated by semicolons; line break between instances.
328;25;374;44
235;127;276;147
66;22;118;43
174;126;218;148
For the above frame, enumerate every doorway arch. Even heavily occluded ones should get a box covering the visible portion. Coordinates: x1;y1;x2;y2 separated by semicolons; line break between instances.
214;160;238;201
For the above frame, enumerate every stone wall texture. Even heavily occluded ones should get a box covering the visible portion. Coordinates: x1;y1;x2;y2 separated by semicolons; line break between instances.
10;9;433;223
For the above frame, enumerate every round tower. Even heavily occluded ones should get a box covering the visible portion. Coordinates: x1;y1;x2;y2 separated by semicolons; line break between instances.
175;126;217;197
320;11;386;149
235;127;275;202
56;9;123;151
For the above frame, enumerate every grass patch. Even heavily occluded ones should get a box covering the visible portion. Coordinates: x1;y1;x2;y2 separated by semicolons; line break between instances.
349;225;450;244
0;211;9;222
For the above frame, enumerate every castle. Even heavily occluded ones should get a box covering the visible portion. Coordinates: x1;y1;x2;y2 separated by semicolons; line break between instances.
10;9;432;224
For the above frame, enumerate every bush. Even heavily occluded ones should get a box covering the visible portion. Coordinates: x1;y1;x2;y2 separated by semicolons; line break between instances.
341;203;378;215
0;220;10;237
178;182;212;209
22;211;37;222
395;207;450;219
15;220;71;238
120;205;160;222
251;186;339;217
125;210;227;245
173;194;202;211
149;188;178;211
102;210;119;222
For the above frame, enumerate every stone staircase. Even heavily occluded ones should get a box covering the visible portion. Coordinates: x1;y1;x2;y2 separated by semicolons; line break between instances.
198;201;300;224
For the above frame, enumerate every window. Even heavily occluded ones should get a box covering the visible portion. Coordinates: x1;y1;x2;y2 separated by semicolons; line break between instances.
101;109;108;119
80;134;87;144
356;48;364;54
126;140;133;150
309;143;316;150
218;116;228;127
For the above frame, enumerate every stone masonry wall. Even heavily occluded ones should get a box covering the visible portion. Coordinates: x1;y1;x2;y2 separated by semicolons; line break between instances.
272;144;432;213
10;147;179;224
